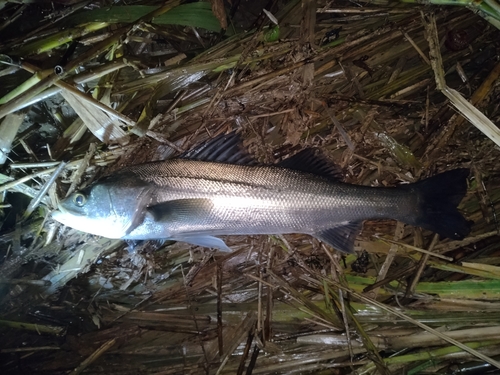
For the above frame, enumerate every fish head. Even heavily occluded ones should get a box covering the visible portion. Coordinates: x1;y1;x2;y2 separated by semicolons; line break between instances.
52;175;151;238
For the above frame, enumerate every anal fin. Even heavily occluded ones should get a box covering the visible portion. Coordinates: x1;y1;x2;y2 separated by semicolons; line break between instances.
314;221;362;254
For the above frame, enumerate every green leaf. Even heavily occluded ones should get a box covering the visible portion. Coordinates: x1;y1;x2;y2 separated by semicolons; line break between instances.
63;3;221;32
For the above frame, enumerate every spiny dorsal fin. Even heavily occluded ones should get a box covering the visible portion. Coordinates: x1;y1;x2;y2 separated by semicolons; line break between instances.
180;132;257;165
278;148;343;181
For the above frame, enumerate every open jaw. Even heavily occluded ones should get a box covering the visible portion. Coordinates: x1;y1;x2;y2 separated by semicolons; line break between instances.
52;206;127;239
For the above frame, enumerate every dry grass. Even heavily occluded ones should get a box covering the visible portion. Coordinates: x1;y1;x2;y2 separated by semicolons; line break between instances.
1;0;500;374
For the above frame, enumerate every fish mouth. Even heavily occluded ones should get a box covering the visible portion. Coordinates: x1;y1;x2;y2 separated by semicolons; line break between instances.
51;204;83;223
51;204;127;239
51;207;66;223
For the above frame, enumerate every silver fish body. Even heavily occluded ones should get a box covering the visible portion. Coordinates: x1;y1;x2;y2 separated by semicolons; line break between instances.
124;159;413;237
52;135;470;253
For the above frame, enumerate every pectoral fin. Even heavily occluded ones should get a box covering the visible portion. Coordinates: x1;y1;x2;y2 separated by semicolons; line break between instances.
314;221;362;254
147;198;214;222
146;199;231;251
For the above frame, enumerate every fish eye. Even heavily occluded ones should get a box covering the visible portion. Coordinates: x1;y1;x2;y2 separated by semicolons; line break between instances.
73;193;87;207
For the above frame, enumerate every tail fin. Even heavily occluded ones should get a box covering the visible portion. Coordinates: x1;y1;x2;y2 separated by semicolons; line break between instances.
404;169;471;240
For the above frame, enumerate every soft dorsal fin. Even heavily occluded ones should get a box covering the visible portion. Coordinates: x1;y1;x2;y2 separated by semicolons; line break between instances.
278;148;343;181
179;132;257;165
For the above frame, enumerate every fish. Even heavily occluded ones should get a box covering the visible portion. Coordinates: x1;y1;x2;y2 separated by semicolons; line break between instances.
52;132;471;254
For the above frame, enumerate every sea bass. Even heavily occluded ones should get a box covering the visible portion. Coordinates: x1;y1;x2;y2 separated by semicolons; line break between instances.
52;133;471;253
